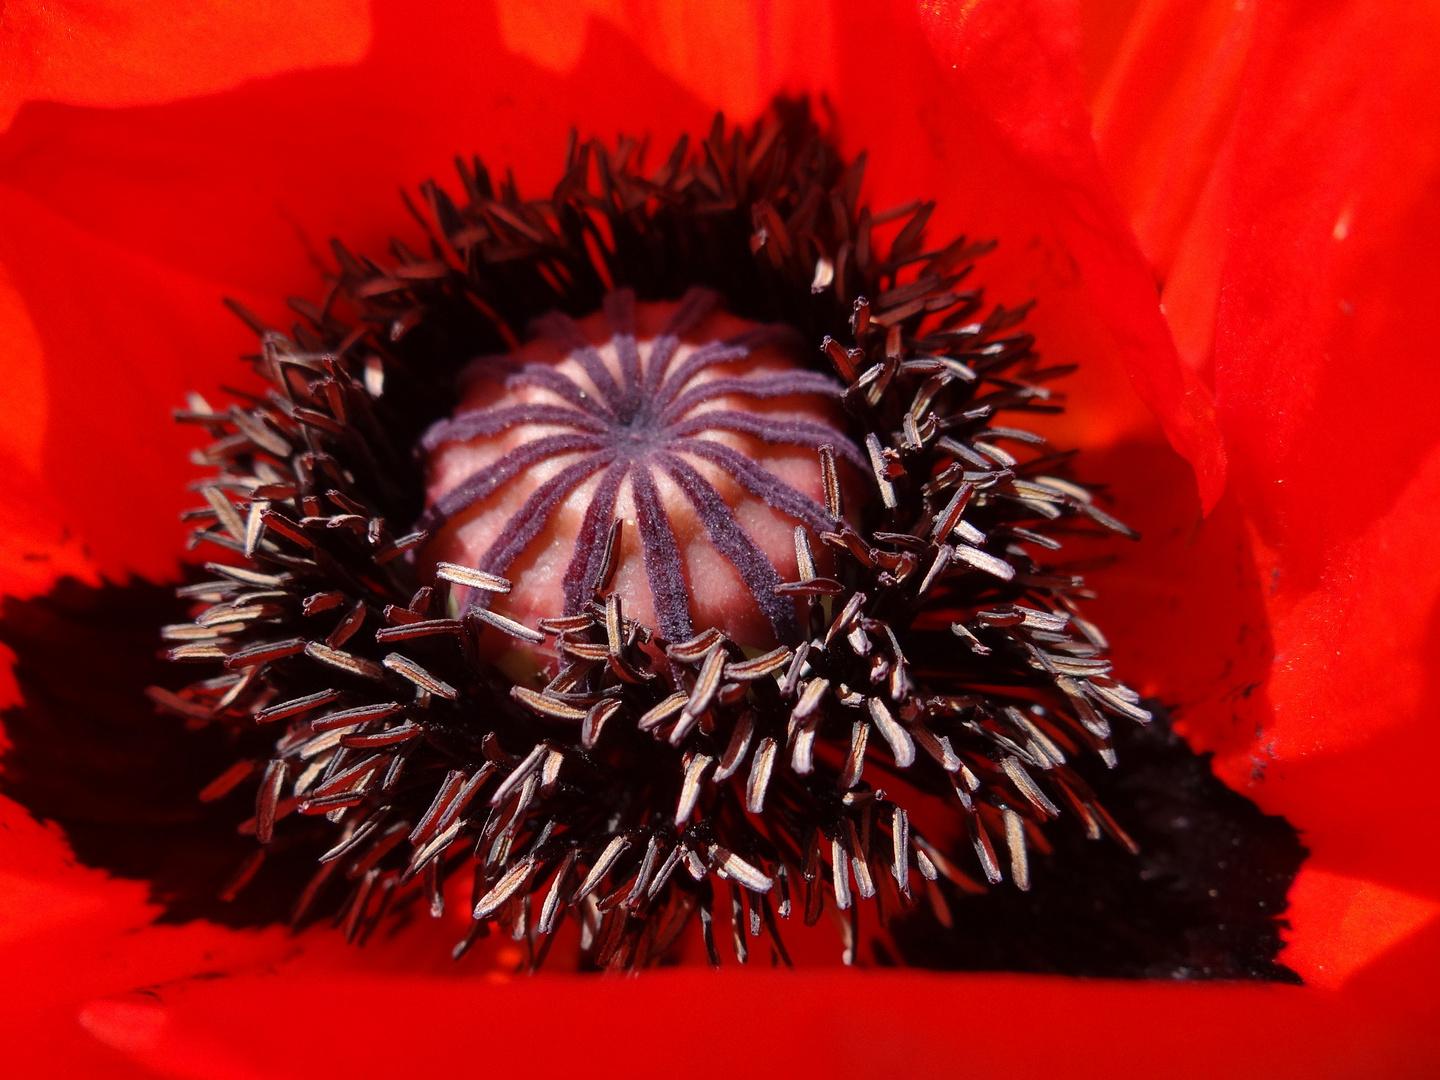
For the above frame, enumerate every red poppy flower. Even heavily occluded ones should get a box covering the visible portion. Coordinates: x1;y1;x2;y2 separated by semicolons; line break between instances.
2;0;1438;1075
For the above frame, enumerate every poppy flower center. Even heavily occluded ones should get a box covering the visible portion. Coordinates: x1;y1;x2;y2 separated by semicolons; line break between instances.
420;290;858;651
86;104;1307;977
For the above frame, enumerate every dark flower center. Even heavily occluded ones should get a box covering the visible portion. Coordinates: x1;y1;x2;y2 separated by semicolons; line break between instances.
0;100;1299;975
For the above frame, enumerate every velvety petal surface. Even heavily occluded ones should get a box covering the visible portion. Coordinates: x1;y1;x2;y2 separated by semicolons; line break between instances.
68;962;1440;1079
0;0;372;128
916;0;1226;511
1085;0;1440;1000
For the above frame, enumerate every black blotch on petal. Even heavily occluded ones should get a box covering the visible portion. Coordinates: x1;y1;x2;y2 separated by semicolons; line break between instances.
888;705;1307;981
0;577;319;926
2;576;1305;977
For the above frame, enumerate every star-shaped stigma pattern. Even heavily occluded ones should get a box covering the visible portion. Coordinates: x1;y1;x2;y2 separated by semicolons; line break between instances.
419;287;865;644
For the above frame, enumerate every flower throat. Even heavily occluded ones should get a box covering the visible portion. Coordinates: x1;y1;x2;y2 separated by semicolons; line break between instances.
147;102;1184;971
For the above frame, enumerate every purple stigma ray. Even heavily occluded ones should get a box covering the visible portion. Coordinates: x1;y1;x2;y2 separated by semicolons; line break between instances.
657;452;800;642
629;465;693;642
419;432;606;533
474;453;616;584
533;311;626;413
649;341;753;409
652;325;808;409
425;293;861;642
670;410;869;465
659;371;846;424
642;287;720;396
670;438;835;536
560;461;630;615
508;364;615;416
421;403;608;452
604;290;644;418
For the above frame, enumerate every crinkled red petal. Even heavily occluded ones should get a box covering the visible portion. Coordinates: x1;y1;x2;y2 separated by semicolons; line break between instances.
1088;0;1440;996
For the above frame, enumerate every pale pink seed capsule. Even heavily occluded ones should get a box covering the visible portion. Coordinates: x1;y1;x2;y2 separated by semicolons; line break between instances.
420;290;862;659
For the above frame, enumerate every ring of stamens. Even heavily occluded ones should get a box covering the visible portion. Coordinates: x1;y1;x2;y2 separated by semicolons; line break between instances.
152;109;1153;971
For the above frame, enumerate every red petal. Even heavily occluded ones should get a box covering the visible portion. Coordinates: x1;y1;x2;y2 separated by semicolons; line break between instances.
0;795;288;1078
916;0;1226;511
0;183;265;582
1089;0;1440;991
1090;0;1256;282
1213;2;1440;582
64;963;1440;1078
0;0;372;129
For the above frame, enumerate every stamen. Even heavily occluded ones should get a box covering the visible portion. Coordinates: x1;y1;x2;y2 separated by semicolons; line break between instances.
146;104;1178;975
